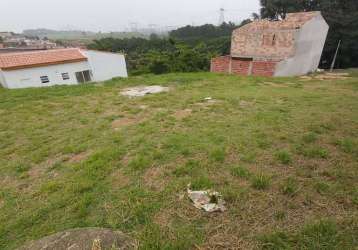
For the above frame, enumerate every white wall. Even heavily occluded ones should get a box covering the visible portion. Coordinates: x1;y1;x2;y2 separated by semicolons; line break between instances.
1;61;91;89
275;13;329;76
82;50;128;82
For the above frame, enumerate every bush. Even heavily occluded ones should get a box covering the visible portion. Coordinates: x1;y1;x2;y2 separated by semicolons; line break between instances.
149;60;170;74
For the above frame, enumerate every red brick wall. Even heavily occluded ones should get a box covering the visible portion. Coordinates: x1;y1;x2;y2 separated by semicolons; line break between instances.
231;58;252;75
211;56;230;73
211;55;278;77
252;61;277;77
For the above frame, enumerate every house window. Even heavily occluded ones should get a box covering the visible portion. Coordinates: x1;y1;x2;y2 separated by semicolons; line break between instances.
75;70;92;83
61;73;70;80
40;76;49;83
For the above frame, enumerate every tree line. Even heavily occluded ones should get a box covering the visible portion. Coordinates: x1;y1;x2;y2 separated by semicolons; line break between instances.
88;23;240;75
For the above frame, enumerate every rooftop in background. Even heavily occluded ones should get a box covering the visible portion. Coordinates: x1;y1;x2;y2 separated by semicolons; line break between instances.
0;48;49;54
0;48;87;70
241;11;321;31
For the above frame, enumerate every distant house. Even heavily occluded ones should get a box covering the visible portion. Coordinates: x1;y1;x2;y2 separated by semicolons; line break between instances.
0;48;128;89
211;11;329;77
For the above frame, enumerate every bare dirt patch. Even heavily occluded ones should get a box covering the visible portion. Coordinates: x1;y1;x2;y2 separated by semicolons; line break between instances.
153;208;174;228
27;166;45;179
111;169;131;189
68;151;91;163
18;228;136;250
240;100;255;108
111;117;143;130
143;166;167;191
173;109;192;120
263;82;289;88
301;72;351;81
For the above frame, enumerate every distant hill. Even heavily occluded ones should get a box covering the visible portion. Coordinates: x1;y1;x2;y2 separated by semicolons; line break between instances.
22;28;146;41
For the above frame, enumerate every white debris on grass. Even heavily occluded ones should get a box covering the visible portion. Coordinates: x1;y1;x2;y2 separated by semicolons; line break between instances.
121;86;169;97
187;185;226;213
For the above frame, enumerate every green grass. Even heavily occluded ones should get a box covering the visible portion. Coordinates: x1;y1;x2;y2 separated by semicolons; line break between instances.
0;72;357;249
259;219;358;249
251;173;271;190
275;150;292;165
280;177;299;197
230;165;252;178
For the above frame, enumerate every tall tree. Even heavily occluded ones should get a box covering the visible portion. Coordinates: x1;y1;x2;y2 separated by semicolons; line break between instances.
259;0;358;68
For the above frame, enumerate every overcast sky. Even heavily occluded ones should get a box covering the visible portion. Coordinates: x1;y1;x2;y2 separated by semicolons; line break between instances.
1;0;260;32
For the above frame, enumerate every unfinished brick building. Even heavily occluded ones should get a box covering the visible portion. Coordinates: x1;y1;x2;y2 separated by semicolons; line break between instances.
211;11;329;77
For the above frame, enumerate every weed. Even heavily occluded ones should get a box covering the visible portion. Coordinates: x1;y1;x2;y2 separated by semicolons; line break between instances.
351;188;358;205
230;165;251;179
40;181;63;194
314;181;331;194
280;177;299;197
274;210;286;220
275;150;292;165
14;162;31;175
302;147;329;159
191;176;213;190
210;148;226;162
128;155;151;171
251;173;271;190
335;138;357;155
302;132;318;143
221;186;248;203
173;160;200;177
259;220;354;250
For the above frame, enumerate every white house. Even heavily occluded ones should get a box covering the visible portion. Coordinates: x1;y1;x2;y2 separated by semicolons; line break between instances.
0;48;128;89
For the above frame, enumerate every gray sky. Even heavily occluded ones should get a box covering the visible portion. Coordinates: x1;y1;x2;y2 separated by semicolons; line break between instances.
1;0;260;32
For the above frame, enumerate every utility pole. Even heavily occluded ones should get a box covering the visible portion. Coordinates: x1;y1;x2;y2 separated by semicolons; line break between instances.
330;40;341;72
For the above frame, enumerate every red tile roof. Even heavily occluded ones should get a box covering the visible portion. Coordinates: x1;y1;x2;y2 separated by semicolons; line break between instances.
0;48;87;70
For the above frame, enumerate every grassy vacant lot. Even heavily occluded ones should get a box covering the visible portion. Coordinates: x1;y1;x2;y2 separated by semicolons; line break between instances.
0;72;357;249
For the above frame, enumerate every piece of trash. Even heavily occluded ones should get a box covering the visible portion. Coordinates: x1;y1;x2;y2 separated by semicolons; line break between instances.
204;97;213;101
187;185;226;212
121;86;169;97
92;238;102;250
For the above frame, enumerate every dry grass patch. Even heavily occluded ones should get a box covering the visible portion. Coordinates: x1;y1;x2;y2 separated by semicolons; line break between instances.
68;151;91;163
111;169;131;189
143;166;168;192
152;208;174;228
111;116;144;130
173;109;192;120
